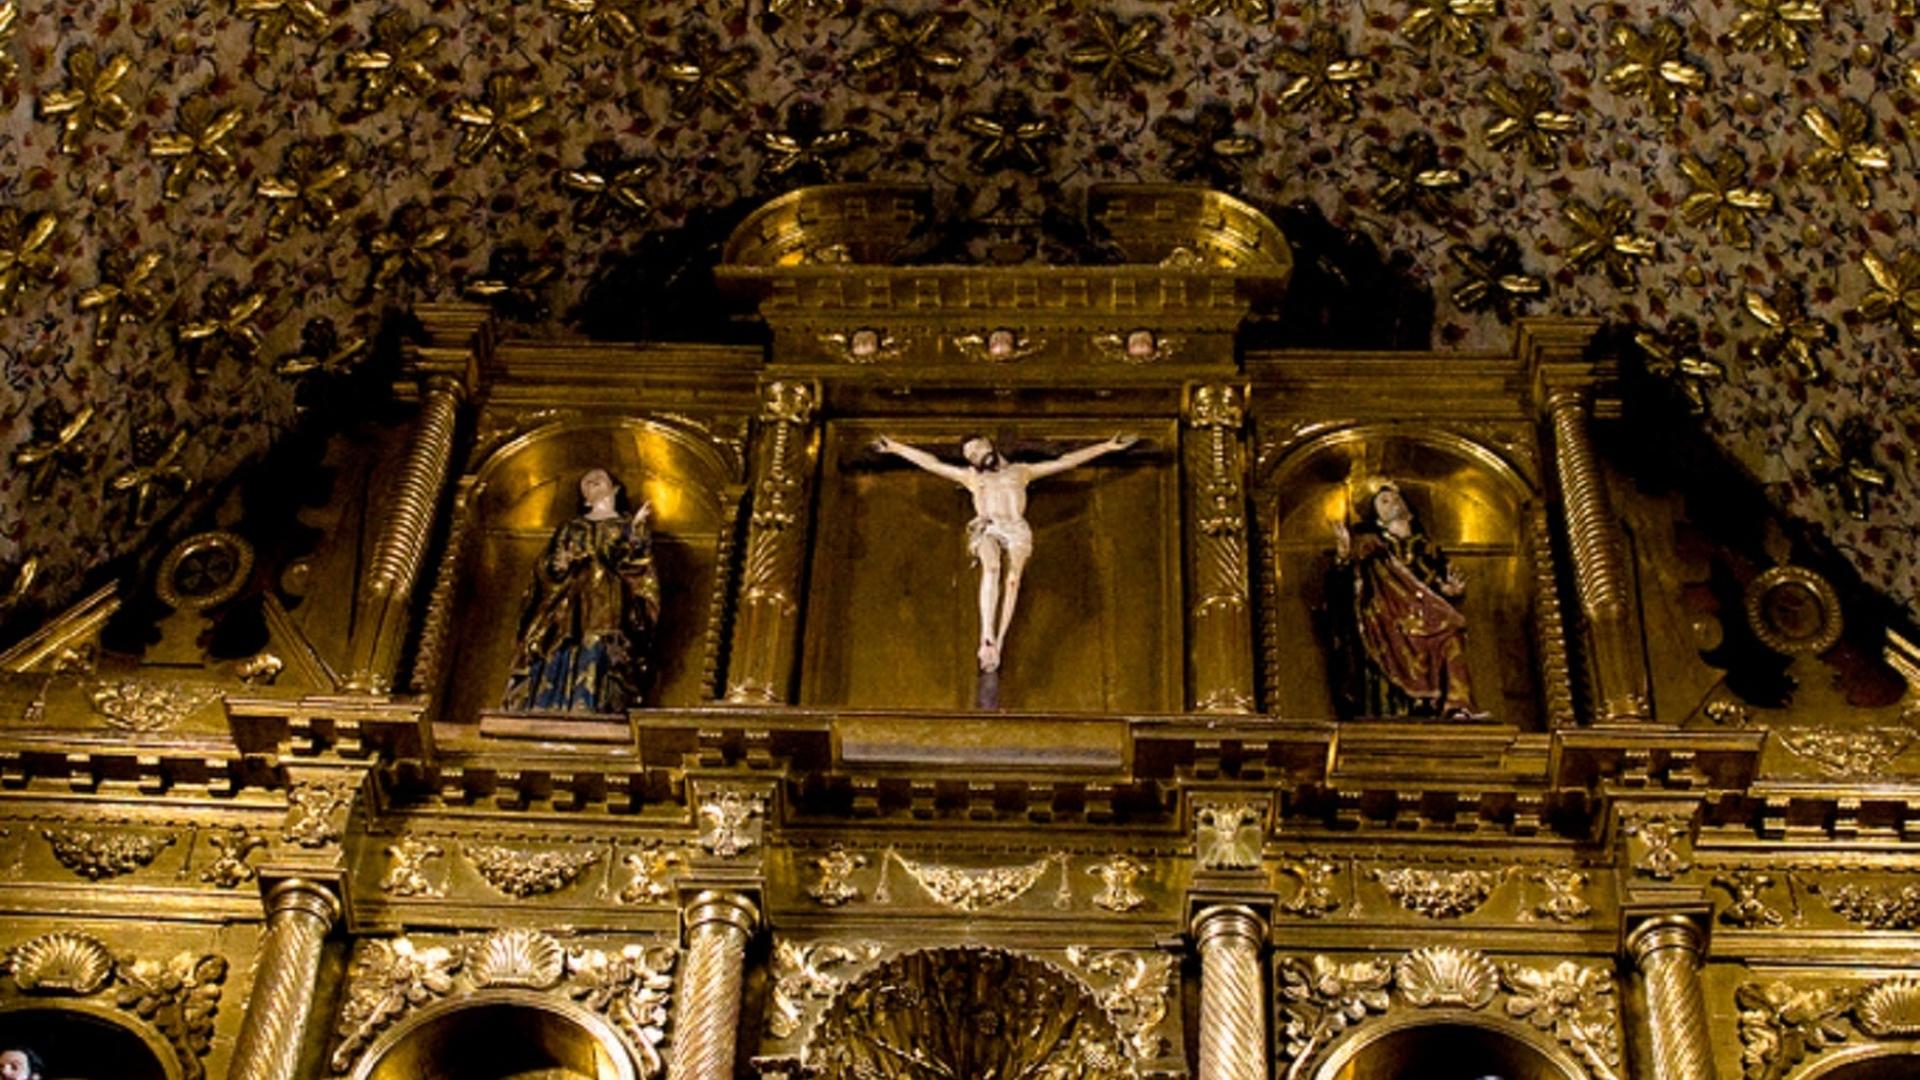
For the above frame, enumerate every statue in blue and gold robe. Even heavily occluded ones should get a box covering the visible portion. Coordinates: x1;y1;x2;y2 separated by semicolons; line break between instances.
503;468;660;714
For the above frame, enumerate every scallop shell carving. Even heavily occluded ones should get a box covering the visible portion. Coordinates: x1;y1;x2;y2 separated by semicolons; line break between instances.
1855;977;1920;1037
8;931;115;995
467;928;565;990
1394;946;1499;1009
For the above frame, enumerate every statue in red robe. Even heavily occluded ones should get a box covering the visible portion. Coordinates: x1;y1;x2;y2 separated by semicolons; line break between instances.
1330;482;1483;721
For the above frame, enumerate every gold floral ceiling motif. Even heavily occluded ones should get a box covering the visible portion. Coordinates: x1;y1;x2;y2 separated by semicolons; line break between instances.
0;0;1917;626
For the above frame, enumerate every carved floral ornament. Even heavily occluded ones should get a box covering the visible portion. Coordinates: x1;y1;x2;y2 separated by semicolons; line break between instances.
2;930;227;1080
330;929;677;1079
1277;947;1623;1080
1736;976;1920;1080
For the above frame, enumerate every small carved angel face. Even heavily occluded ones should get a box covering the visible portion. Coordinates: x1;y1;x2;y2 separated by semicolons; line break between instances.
849;329;880;358
578;468;617;511
986;329;1018;358
1;1049;41;1080
1126;329;1157;359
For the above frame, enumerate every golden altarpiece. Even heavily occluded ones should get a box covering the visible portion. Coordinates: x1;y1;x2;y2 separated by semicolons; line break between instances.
1;185;1917;1080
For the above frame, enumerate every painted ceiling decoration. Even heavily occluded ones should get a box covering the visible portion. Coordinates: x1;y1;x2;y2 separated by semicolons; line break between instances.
1;0;1918;632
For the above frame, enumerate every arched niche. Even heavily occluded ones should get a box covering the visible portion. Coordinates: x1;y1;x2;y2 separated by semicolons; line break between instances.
346;991;637;1080
441;417;740;723
806;946;1128;1080
1312;1011;1586;1080
1260;424;1546;728
0;1001;180;1080
1794;1043;1920;1080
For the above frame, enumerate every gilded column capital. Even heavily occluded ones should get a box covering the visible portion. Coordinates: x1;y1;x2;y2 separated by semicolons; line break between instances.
261;875;344;927
683;888;762;939
1625;912;1707;968
1190;902;1267;948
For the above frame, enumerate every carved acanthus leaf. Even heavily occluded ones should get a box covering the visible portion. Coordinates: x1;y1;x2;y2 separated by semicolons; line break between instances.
330;938;461;1072
1501;961;1623;1080
1276;955;1393;1072
114;952;228;1080
1735;980;1853;1080
770;939;884;1042
566;944;677;1080
1063;947;1176;1062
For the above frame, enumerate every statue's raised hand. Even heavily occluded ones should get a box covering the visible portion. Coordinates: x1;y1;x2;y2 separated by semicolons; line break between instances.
1108;434;1139;451
872;435;900;455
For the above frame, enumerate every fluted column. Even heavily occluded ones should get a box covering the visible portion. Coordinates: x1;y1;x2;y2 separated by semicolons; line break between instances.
1627;916;1717;1080
726;381;818;703
1547;387;1649;722
1192;904;1267;1080
230;879;342;1080
676;890;760;1080
1184;384;1257;713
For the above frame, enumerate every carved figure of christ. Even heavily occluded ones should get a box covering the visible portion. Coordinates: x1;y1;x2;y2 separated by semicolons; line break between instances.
871;433;1137;673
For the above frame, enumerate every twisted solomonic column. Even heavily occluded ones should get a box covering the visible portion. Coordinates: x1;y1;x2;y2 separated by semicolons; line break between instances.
1626;916;1717;1080
1192;904;1268;1080
229;879;343;1080
676;891;761;1080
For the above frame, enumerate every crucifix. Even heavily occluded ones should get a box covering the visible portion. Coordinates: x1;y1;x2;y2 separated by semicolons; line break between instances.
871;433;1136;678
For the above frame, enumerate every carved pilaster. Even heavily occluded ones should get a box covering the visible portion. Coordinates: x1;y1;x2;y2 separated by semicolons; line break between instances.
1191;904;1267;1080
1626;915;1717;1080
726;381;819;703
1546;387;1649;722
1184;384;1256;713
229;878;343;1080
346;306;488;692
675;890;761;1080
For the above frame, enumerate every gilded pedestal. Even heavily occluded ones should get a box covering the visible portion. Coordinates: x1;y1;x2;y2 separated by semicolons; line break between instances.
229;879;342;1080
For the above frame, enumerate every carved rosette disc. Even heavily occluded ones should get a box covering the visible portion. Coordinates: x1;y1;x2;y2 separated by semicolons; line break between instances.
809;947;1127;1080
468;928;566;989
7;930;115;994
1855;977;1920;1037
1394;946;1499;1008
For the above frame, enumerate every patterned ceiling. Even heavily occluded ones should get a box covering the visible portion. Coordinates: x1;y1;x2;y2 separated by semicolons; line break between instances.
1;0;1917;630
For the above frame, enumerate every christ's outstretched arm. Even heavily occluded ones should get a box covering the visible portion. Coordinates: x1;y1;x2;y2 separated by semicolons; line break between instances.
872;436;976;486
1023;434;1137;480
